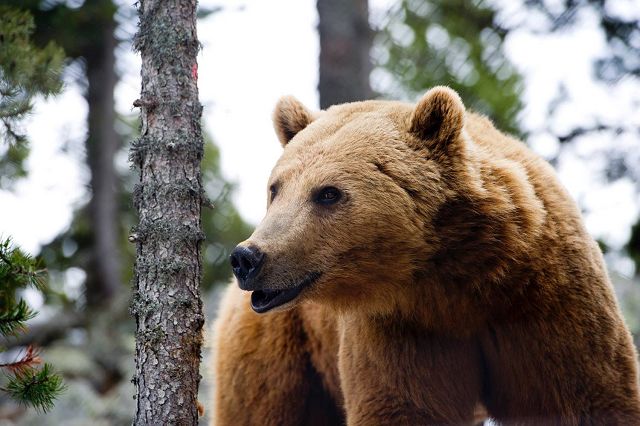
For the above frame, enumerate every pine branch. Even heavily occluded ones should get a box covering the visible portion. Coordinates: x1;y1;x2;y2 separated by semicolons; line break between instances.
1;117;27;144
0;237;64;411
556;124;626;144
0;299;35;336
0;6;64;174
3;363;65;413
0;237;47;294
0;345;42;373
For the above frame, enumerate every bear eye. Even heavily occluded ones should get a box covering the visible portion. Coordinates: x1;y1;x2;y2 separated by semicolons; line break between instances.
269;184;278;202
315;186;342;205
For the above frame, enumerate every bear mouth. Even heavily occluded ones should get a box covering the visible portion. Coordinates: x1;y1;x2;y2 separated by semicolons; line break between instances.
250;272;322;314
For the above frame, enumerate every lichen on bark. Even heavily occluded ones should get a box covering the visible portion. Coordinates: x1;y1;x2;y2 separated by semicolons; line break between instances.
130;0;205;424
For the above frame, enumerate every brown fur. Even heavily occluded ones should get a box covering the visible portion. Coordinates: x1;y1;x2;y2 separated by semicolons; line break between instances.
211;87;640;425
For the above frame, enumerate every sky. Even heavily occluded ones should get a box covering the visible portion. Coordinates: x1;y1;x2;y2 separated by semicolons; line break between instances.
0;0;638;274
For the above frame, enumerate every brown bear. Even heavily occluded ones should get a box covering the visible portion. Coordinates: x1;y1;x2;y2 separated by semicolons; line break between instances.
211;87;640;425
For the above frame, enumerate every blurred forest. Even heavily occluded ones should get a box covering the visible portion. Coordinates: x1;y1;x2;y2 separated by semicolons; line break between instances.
0;0;639;424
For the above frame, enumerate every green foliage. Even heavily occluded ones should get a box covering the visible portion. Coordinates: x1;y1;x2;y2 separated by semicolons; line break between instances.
376;0;523;135
512;0;640;275
3;0;119;59
40;118;251;297
0;238;46;293
0;238;64;412
200;138;253;288
521;0;639;82
0;238;46;335
0;7;66;412
0;299;36;337
0;7;64;100
4;363;65;413
0;6;65;185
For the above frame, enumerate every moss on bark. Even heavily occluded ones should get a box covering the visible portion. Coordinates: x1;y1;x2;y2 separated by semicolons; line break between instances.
130;0;205;424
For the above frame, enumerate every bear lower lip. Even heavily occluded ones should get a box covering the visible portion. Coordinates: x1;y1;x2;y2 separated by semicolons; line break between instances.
250;272;321;314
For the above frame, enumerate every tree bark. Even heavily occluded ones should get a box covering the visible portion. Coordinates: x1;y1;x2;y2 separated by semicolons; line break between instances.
131;0;205;424
84;4;121;310
317;0;373;108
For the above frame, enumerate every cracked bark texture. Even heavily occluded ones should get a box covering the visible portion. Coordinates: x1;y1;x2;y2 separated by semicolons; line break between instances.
130;0;204;424
317;0;372;108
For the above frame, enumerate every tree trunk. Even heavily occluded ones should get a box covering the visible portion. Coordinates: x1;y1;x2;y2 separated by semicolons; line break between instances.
84;5;121;310
131;0;205;424
317;0;373;108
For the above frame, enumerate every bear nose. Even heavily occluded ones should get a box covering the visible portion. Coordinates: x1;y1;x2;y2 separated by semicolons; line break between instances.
230;245;265;288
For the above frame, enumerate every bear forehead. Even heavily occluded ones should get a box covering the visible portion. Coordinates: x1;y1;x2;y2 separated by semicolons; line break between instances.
275;100;414;172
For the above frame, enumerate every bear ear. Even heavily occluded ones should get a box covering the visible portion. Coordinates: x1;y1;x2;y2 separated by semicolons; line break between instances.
272;96;315;147
409;86;465;153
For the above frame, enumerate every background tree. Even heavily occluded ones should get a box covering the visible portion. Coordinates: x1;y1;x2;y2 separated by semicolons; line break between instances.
0;5;64;185
512;0;640;273
0;6;64;412
10;0;248;318
317;0;373;108
8;0;123;312
0;1;130;401
130;0;204;423
1;1;248;421
375;0;523;135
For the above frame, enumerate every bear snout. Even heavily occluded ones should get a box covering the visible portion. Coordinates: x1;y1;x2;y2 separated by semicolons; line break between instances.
229;245;265;290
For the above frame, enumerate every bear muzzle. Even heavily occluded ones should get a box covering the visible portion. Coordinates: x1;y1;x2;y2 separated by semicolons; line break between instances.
230;244;265;290
249;271;321;313
230;244;323;313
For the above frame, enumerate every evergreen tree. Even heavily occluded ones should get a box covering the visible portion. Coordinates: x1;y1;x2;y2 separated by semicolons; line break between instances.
317;0;373;108
0;238;64;412
516;0;640;273
0;6;64;184
375;0;523;135
6;0;126;310
0;6;65;412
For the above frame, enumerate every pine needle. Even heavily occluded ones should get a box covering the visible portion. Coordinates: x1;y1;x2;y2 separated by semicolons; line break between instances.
0;299;36;336
4;364;65;412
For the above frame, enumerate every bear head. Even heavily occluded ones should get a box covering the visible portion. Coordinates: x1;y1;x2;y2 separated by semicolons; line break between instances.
229;87;501;316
